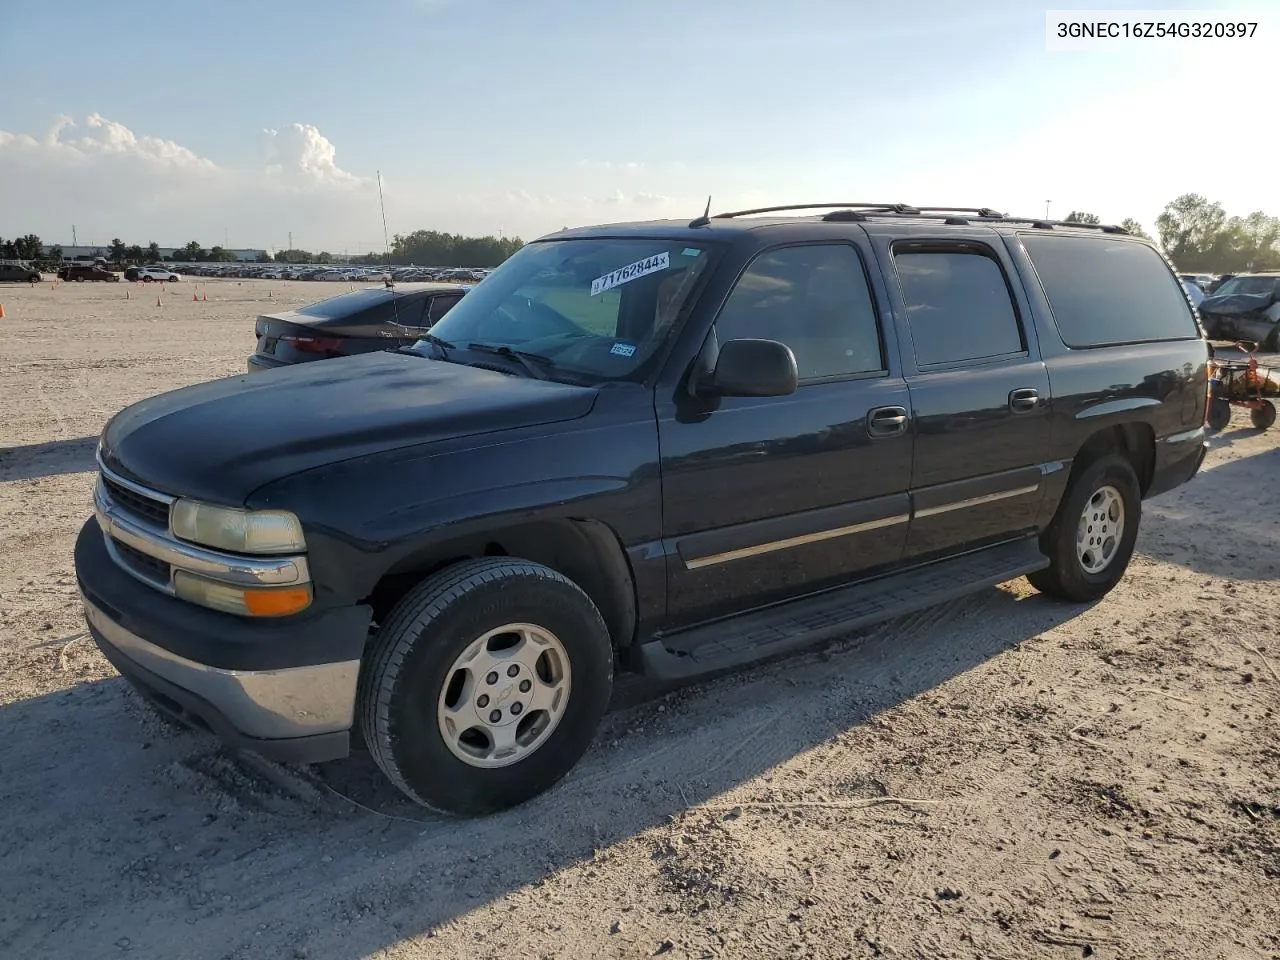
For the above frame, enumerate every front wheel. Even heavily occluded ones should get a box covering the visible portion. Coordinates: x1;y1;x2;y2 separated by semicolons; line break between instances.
1029;454;1141;603
1251;400;1276;430
359;557;613;816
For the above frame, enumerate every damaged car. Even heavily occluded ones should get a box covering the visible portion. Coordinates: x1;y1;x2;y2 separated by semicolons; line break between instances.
1197;272;1280;347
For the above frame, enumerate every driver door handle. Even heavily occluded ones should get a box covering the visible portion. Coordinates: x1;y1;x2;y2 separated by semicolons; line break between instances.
867;405;909;438
1009;388;1040;413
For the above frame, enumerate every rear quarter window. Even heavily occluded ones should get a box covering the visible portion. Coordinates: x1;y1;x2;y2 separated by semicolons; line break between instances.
1019;234;1200;348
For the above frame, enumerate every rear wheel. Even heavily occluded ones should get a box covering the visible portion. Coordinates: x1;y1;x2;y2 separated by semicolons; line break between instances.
359;557;613;816
1250;400;1276;430
1207;398;1232;432
1029;454;1141;603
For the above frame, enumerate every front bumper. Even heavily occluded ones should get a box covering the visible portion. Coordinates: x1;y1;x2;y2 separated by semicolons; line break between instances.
76;517;371;763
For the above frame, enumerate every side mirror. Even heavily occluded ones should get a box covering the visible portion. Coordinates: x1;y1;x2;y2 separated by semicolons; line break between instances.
698;338;798;398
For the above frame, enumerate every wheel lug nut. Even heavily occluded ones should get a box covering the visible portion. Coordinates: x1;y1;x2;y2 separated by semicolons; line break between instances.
510;702;523;716
519;679;531;693
507;664;519;677
489;709;502;723
477;694;489;708
486;671;498;685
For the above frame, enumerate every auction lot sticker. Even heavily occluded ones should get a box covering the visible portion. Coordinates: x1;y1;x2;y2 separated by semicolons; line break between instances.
591;253;670;296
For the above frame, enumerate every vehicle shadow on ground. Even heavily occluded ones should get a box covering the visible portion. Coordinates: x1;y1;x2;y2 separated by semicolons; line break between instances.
0;584;1091;960
1140;444;1280;581
0;436;98;482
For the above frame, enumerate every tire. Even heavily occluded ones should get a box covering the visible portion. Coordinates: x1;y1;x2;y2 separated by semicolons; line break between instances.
1250;400;1276;430
359;557;614;816
1207;398;1232;432
142;276;153;282
1028;453;1142;603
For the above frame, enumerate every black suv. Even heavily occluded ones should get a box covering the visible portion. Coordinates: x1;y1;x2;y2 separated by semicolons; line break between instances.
0;260;41;282
75;203;1209;816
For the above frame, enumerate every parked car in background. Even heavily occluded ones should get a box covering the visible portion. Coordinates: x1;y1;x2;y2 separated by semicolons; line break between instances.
77;203;1208;816
1197;272;1280;346
137;266;181;283
0;260;41;282
247;282;471;371
61;264;121;282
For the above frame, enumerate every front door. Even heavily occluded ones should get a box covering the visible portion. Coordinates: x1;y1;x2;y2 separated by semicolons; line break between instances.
657;240;915;627
869;231;1052;559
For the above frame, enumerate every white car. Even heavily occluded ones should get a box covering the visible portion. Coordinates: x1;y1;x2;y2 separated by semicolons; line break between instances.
137;266;181;282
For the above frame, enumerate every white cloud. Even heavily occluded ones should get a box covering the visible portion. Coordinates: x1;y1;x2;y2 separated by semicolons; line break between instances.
263;123;365;188
0;114;693;249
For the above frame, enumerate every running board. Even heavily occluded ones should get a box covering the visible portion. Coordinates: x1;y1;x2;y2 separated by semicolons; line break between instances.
639;538;1048;681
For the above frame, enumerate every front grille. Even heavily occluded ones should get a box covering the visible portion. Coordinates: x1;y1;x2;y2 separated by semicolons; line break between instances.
112;538;171;585
103;475;169;528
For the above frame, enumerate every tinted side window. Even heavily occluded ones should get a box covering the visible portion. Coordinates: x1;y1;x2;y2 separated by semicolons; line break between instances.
1020;234;1199;347
428;293;463;324
714;244;883;381
893;248;1024;366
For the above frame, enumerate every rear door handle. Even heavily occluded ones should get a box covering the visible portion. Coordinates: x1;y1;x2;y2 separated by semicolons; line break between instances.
1009;388;1040;413
867;405;909;438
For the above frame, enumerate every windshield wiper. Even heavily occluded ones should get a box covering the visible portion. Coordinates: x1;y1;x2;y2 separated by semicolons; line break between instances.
398;333;455;358
466;342;555;380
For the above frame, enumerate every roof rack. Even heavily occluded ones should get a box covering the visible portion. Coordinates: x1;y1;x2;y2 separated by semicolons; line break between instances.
687;202;1128;234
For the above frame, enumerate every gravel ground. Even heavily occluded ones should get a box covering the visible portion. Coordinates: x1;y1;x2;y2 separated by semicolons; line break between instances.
0;279;1277;960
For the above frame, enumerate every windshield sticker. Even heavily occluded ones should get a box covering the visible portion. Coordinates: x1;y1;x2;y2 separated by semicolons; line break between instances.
681;248;702;258
590;252;670;296
610;342;638;358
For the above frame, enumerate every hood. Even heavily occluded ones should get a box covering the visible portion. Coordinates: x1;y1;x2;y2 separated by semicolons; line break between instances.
100;351;598;504
1199;292;1277;316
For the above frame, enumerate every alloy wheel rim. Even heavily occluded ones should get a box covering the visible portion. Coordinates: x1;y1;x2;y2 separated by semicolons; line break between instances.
1076;485;1125;575
436;622;572;769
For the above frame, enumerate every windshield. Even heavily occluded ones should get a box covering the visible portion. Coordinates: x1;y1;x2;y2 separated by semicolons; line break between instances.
419;237;717;383
1214;276;1280;297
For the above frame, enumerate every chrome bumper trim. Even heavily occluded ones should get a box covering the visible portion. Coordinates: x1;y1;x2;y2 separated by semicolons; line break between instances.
94;477;310;591
84;594;358;739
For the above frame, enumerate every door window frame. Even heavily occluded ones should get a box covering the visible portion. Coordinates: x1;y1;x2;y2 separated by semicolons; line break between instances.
705;240;892;388
888;239;1031;374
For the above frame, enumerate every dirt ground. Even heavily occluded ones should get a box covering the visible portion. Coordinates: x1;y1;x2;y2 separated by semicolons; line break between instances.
0;279;1277;960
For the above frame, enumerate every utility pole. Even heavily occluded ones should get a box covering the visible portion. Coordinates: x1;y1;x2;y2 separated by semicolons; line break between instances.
1045;201;1051;219
72;224;77;246
288;231;293;253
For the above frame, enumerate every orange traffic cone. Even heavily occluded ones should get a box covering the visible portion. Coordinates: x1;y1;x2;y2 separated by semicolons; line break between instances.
193;292;199;301
0;304;6;318
155;296;162;307
202;292;208;302
126;289;130;300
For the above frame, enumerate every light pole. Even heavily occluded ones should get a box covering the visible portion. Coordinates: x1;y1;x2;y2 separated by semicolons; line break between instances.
1045;201;1052;219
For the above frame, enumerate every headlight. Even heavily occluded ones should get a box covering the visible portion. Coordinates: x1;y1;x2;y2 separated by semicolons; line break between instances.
173;571;312;618
170;500;306;554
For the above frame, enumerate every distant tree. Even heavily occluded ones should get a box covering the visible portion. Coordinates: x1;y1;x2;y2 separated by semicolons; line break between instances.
1156;194;1231;271
123;244;144;263
316;251;333;263
108;238;128;262
46;244;64;262
388;230;524;267
207;246;237;262
179;240;205;261
0;238;15;259
14;234;43;259
1064;211;1101;225
273;248;315;263
1120;218;1151;240
146;241;161;263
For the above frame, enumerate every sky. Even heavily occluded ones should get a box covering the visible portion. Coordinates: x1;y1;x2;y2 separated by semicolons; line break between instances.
1;0;1277;253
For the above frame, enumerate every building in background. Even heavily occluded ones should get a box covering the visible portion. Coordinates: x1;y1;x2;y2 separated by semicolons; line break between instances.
40;245;267;262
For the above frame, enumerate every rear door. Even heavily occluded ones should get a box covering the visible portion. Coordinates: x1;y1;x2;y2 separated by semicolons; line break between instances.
657;239;914;626
869;230;1052;559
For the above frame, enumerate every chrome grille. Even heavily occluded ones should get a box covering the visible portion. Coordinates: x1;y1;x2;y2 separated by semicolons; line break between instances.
102;474;169;528
111;538;171;587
